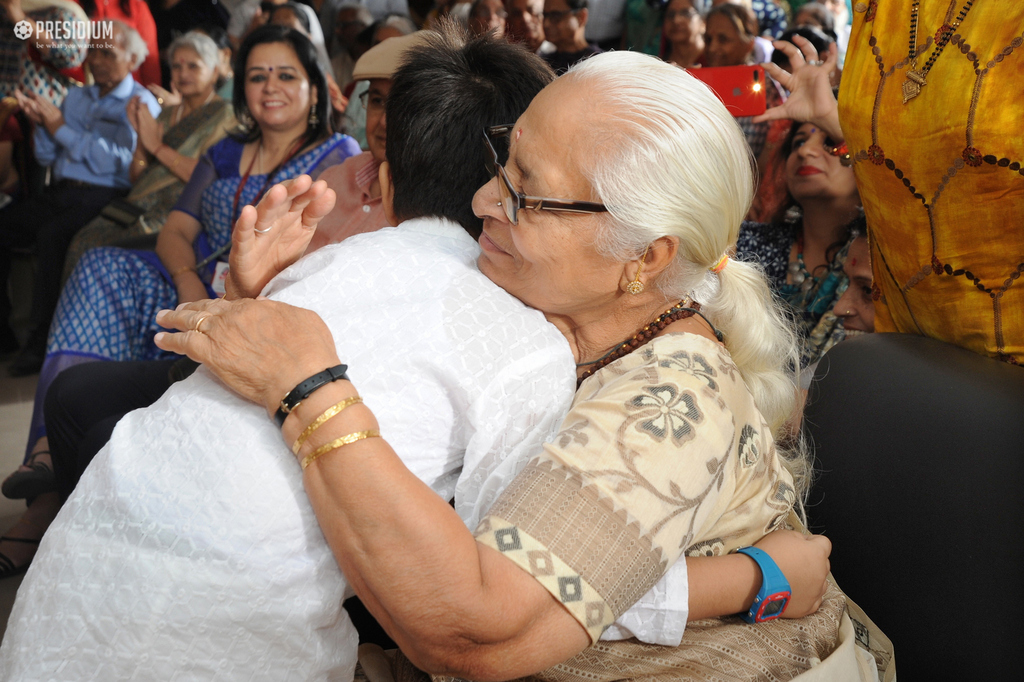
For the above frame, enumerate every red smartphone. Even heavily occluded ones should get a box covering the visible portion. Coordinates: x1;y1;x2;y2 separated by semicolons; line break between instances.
686;65;767;118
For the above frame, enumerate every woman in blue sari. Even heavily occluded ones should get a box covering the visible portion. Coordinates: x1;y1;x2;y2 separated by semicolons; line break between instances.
0;25;359;514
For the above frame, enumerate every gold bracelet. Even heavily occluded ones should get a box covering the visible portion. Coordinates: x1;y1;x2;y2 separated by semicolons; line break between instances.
169;265;194;279
291;395;363;455
301;429;380;470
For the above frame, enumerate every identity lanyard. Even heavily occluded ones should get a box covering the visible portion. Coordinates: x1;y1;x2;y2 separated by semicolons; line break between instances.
195;138;305;271
231;137;304;228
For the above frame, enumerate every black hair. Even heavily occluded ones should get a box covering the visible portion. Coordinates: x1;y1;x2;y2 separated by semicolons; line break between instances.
705;3;758;41
269;3;313;34
771;26;836;72
79;0;132;17
564;0;589;11
386;24;555;237
231;25;332;147
195;22;232;53
793;3;837;39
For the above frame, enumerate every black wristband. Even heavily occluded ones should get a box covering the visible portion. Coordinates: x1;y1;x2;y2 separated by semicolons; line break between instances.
274;364;349;427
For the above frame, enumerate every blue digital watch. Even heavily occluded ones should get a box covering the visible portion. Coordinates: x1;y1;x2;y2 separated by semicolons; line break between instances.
735;546;791;623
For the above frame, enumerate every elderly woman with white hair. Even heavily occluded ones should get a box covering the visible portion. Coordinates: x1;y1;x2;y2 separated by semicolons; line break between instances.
155;51;886;679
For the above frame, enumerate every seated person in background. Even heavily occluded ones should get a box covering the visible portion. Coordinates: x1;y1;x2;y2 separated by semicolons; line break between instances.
0;26;359;512
0;32;832;679
1;20;158;378
340;15;418;148
308;33;428;249
61;31;236;280
737;121;861;375
0;0;89;207
468;0;507;38
330;3;375;89
506;0;555;55
541;0;602;75
660;0;707;68
833;231;874;336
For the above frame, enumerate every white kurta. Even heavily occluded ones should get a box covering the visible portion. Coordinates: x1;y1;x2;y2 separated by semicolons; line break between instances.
0;219;576;680
0;218;692;679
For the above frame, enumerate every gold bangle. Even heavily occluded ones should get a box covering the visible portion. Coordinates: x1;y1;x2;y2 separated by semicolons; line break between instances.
301;429;380;470
169;265;193;279
291;395;363;455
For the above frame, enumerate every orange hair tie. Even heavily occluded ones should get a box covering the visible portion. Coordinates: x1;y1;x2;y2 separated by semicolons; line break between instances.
710;255;728;274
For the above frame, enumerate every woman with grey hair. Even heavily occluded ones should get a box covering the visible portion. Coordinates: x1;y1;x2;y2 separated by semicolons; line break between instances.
158;51;883;680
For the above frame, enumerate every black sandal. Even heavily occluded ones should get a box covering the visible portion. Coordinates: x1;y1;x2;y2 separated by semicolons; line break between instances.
1;450;56;500
0;536;40;579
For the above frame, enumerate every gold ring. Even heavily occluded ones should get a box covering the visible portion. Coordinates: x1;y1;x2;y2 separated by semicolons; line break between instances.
194;314;211;334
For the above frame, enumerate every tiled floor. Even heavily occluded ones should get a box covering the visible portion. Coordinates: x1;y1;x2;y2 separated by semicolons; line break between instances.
0;358;37;640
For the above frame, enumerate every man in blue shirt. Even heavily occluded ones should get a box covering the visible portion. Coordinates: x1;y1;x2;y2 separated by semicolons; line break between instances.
1;20;160;376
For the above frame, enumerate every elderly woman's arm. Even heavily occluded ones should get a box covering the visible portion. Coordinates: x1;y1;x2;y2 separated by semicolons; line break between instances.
156;299;830;678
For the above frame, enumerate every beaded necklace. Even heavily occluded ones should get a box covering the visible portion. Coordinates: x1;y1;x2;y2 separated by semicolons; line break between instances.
576;300;719;388
787;237;817;292
903;0;977;103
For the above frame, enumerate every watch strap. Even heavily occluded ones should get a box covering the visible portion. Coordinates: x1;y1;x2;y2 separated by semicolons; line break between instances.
735;545;791;623
274;364;349;427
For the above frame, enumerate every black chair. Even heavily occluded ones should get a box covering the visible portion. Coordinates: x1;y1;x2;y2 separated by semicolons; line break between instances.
804;333;1024;680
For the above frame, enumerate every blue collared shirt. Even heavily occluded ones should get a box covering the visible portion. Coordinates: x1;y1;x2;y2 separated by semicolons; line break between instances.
33;73;161;189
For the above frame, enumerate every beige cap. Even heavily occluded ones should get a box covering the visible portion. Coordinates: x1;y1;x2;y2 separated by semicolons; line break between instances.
352;31;433;82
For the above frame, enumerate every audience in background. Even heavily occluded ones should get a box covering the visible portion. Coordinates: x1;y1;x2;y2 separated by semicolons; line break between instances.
506;0;553;54
622;0;662;54
330;3;375;88
468;0;507;37
704;4;768;156
541;0;602;74
737;121;862;374
0;27;358;511
834;232;874;336
61;31;236;281
792;1;835;41
340;14;418;148
581;0;625;51
1;22;159;378
0;0;88;212
150;0;229;86
77;0;161;86
660;0;706;67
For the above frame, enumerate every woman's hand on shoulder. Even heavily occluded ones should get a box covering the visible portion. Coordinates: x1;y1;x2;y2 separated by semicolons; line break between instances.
753;529;831;619
225;175;336;300
154;297;340;415
755;37;844;140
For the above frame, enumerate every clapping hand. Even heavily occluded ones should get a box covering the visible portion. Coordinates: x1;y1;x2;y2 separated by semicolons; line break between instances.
147;83;181;108
225;175;337;300
127;96;164;154
14;89;64;136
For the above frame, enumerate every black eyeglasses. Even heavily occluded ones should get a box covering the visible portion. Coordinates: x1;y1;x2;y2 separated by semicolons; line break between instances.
483;125;607;225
